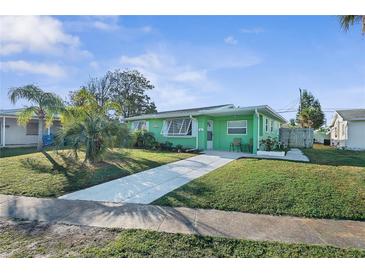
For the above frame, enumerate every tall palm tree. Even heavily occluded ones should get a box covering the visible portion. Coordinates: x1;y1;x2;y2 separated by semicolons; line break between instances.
339;15;365;34
8;85;64;151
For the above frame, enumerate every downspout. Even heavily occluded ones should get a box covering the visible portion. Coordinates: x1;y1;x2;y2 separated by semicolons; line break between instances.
255;108;260;152
2;116;5;147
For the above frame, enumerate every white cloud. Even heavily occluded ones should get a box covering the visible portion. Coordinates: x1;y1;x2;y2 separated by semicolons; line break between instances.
120;52;171;70
240;27;265;34
173;70;207;83
89;61;100;70
0;16;81;56
224;36;238;45
92;17;120;31
117;43;264;110
119;51;218;110
140;26;153;33
0;60;66;78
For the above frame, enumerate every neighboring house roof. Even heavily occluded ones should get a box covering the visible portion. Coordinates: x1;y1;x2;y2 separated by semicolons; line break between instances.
0;108;28;117
330;108;365;126
0;108;61;119
125;104;287;123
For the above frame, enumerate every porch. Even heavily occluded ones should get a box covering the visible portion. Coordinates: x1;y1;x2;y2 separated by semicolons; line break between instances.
203;148;309;162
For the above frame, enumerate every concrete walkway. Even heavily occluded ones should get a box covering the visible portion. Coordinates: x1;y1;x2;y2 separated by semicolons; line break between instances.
60;152;245;204
214;148;309;162
1;194;364;249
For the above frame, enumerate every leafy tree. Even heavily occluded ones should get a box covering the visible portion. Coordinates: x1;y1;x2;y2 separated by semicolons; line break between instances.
289;118;297;127
8;85;64;151
58;89;129;163
73;69;157;118
108;69;157;118
85;71;114;107
339;15;365;34
296;89;325;129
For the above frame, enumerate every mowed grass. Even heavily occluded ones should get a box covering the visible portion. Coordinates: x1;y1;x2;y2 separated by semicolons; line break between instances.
0;146;38;158
154;146;365;220
0;148;195;197
1;219;364;258
303;144;365;167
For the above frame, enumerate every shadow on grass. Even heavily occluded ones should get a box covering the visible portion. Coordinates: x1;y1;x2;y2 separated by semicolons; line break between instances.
19;149;177;196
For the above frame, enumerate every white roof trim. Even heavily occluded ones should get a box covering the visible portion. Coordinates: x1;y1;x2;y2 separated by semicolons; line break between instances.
125;105;287;123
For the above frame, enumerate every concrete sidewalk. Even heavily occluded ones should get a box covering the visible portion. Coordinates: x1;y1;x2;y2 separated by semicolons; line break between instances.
60;152;245;204
1;194;364;249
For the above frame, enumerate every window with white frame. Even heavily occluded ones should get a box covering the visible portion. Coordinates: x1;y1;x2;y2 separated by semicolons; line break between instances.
26;122;38;135
227;120;247;134
131;120;147;131
270;120;274;132
265;118;269;132
162;118;192;136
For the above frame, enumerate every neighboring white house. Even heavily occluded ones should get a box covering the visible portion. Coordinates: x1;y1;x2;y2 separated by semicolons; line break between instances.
329;109;365;150
0;109;61;147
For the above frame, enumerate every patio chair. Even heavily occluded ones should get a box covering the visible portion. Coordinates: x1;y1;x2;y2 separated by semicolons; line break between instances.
248;138;253;153
229;138;243;152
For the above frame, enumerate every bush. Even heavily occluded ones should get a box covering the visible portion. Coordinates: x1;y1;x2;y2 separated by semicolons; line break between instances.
175;144;184;152
133;130;156;149
260;137;280;151
160;141;173;151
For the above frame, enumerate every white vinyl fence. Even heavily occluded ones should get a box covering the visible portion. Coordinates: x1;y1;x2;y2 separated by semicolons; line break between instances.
279;128;314;148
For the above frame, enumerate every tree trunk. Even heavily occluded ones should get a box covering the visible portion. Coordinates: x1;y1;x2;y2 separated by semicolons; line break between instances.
37;118;44;151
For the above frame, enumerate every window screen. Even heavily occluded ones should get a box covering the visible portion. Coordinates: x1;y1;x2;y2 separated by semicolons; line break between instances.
227;120;247;134
162;118;192;136
131;120;147;131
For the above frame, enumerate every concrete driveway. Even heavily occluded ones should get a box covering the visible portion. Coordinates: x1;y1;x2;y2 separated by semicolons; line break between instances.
60;151;245;204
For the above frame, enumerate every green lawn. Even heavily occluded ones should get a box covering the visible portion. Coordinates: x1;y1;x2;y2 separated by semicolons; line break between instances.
154;146;365;220
0;146;38;158
0;148;195;197
1;219;363;258
303;144;365;167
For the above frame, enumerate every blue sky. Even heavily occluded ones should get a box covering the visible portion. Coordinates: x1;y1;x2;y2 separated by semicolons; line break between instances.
1;16;364;124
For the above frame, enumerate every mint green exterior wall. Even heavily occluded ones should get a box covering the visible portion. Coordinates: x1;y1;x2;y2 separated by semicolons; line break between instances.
128;112;283;153
208;115;254;151
258;113;282;150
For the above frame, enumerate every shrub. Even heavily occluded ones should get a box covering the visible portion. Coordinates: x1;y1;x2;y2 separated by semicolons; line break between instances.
260;137;279;151
160;141;173;151
176;144;184;152
133;130;156;149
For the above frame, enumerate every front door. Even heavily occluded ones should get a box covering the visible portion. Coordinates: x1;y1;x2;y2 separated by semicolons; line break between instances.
207;120;213;150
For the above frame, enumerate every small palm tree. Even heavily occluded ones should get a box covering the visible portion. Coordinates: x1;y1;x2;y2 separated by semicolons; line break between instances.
298;108;314;128
58;89;129;163
8;85;64;151
339;15;365;34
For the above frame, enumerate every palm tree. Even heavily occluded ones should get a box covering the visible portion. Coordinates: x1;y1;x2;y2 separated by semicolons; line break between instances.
339;15;365;34
8;85;64;151
58;89;129;163
298;108;314;128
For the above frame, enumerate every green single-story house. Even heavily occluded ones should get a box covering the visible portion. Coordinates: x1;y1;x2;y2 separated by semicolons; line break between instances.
125;104;287;153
